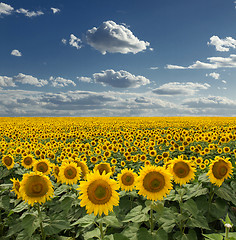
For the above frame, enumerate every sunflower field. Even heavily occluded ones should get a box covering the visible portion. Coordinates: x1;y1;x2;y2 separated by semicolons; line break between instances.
0;117;236;240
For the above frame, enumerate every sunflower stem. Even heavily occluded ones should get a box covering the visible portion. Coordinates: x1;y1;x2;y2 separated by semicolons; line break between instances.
37;203;46;240
150;208;154;233
225;227;229;240
99;220;104;240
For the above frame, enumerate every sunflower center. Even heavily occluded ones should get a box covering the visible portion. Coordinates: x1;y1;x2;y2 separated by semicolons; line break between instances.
36;162;48;173
121;173;134;186
97;164;110;175
212;160;228;179
64;166;77;179
54;166;59;176
143;171;165;193
32;183;43;193
4;156;12;166
24;157;32;165
173;162;190;178
15;182;20;191
25;175;49;197
87;179;112;204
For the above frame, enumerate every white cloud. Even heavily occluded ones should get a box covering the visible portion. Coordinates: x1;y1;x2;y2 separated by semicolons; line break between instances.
51;7;60;14
183;96;236;108
86;20;150;54
92;69;150;88
150;66;159;70
69;34;82;49
153;82;210;96
166;65;187;69
77;76;92;83
62;38;67;45
208;36;236;52
11;49;22;57
49;76;76;87
0;76;16;87
166;54;236;69
1;88;236;117
206;72;220;79
0;2;14;16
14;73;48;87
16;8;44;17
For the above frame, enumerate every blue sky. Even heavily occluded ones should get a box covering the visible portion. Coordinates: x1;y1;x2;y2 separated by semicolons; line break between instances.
1;0;236;117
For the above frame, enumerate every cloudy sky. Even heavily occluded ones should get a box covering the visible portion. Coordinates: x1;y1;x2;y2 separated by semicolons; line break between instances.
1;0;236;117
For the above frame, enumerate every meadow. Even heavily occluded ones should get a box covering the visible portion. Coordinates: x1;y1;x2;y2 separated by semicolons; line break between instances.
0;117;235;240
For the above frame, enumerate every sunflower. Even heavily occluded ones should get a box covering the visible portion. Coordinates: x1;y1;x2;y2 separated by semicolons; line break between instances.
207;157;233;186
78;171;119;216
20;172;54;206
33;159;52;175
94;162;111;175
2;155;15;170
90;156;98;164
59;162;81;185
11;178;21;199
74;159;89;179
169;157;196;185
117;168;137;191
53;164;60;182
136;165;172;201
21;155;35;169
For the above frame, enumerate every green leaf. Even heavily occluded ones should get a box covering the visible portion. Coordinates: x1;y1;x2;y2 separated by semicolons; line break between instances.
187;215;210;230
0;168;11;179
123;205;149;223
102;215;123;228
137;228;157;240
202;233;223;240
198;173;210;183
186;229;198;240
6;221;23;238
121;222;140;240
155;229;168;240
180;199;199;218
59;196;74;212
21;213;40;237
16;231;40;240
210;198;228;219
183;183;208;200
0;195;10;210
215;183;236;206
12;201;28;213
113;233;130;240
83;227;100;240
44;217;71;235
54;184;70;196
71;213;96;228
157;208;177;233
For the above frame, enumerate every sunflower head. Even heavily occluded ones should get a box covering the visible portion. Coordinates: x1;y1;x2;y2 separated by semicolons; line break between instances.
20;172;54;206
2;155;15;170
22;155;35;169
136;165;172;201
78;170;119;216
207;157;233;186
11;178;21;199
117;168;137;192
169;157;196;185
94;162;111;175
33;159;52;175
59;162;81;185
74;159;89;179
53;164;60;182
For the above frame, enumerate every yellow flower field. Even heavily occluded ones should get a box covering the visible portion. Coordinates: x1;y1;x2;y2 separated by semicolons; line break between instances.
0;117;235;240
